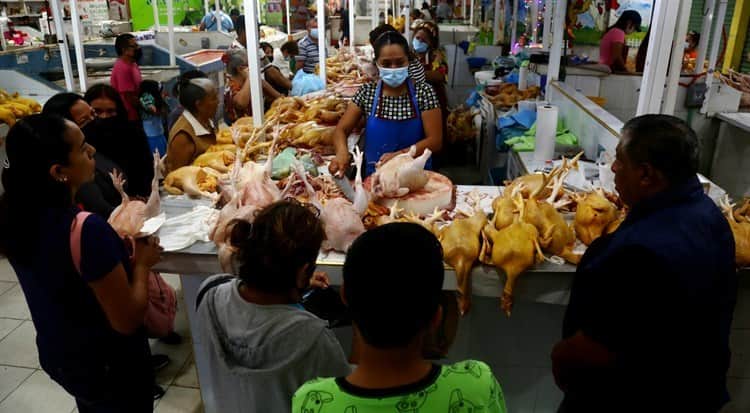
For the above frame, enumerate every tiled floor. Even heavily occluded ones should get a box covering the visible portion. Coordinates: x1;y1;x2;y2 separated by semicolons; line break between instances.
0;259;203;413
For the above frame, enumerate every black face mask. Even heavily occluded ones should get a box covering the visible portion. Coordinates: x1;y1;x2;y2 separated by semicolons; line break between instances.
134;48;143;62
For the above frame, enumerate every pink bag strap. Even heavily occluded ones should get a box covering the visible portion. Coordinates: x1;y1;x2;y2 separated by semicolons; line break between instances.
70;211;93;275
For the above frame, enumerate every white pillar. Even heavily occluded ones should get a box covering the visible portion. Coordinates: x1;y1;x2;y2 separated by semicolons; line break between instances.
372;0;379;29
215;0;223;32
286;0;291;35
546;0;565;88
701;0;728;114
461;0;466;19
242;1;265;126
529;0;538;43
317;0;327;86
470;0;475;26
348;0;354;49
694;0;715;74
636;0;679;116
493;0;501;45
167;0;176;66
68;0;87;92
542;0;552;49
404;5;410;40
48;0;74;91
205;0;209;16
151;0;161;31
510;0;518;51
663;0;692;115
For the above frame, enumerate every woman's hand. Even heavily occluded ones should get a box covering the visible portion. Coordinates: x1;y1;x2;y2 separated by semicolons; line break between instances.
309;271;330;289
134;236;163;269
328;151;351;177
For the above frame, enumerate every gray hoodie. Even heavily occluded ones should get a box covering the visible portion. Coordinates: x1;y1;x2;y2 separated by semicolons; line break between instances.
196;275;352;413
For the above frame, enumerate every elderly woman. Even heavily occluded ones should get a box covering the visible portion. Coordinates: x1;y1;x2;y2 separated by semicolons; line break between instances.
166;78;219;173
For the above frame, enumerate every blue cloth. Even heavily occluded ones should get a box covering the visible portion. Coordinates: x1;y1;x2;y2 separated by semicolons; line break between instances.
562;177;737;412
142;116;166;156
9;208;152;407
496;109;536;150
201;11;234;31
364;79;429;176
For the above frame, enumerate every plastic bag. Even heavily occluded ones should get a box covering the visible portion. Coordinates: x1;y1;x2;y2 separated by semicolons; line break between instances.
291;69;325;96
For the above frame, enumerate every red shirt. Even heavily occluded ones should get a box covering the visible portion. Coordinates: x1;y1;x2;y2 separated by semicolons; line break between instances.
110;58;142;121
599;28;626;68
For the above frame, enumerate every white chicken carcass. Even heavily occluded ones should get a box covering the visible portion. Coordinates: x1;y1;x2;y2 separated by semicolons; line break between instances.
237;139;281;208
108;152;161;238
296;147;368;252
371;145;432;198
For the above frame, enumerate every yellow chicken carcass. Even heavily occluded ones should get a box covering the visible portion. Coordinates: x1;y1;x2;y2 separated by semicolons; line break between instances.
10;93;41;113
192;150;236;173
720;197;750;267
524;198;581;264
491;190;518;230
573;189;619;245
206;144;238;153
164;166;220;198
437;201;488;315
482;194;544;316
0;106;16;126
606;208;628;235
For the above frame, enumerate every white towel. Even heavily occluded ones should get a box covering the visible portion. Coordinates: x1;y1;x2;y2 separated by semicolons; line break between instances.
158;206;219;252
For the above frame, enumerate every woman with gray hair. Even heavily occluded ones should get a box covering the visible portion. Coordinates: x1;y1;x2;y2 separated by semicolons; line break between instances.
166;77;218;173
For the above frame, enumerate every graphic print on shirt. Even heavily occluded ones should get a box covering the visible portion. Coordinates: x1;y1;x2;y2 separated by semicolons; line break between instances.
395;383;437;413
299;390;334;413
344;406;357;413
448;389;484;412
487;379;504;409
443;360;482;379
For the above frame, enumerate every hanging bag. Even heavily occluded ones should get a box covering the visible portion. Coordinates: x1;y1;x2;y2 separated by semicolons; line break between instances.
70;211;177;338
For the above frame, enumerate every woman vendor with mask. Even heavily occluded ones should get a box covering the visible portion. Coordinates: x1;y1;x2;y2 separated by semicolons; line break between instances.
329;31;442;177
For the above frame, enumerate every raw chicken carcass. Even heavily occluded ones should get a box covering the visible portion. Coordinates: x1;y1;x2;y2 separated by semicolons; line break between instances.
237;139;281;209
573;189;619;245
720;197;750;267
437;192;488;315
192;150;236;173
371;145;432;198
524;198;580;264
108;152;161;238
504;152;582;200
482;194;544;316
164;166;220;198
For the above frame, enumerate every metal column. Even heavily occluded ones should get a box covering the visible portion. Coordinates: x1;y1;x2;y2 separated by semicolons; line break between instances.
242;0;265;126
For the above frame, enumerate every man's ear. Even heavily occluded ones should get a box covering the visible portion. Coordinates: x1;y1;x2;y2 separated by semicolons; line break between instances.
639;163;664;187
49;164;66;182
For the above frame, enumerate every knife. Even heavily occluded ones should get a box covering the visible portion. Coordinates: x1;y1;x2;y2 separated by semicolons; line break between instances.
332;174;357;202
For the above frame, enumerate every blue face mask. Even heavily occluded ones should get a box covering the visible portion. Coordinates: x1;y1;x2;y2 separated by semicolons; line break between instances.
413;38;429;53
379;65;409;88
310;28;318;39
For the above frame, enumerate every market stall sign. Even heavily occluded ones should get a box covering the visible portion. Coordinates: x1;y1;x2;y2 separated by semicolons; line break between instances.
129;0;204;31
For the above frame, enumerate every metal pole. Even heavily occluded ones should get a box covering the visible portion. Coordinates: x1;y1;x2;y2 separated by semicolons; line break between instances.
205;0;209;16
242;0;265;126
317;0;327;86
493;0;501;45
167;0;176;66
701;0;728;113
69;0;87;92
470;0;475;26
663;0;692;114
348;0;354;49
546;0;565;87
48;0;74;91
542;0;552;49
404;5;410;40
152;0;161;30
286;0;291;35
510;0;518;52
461;0;466;19
636;0;678;116
695;0;715;74
529;0;538;43
215;0;223;32
372;0;378;30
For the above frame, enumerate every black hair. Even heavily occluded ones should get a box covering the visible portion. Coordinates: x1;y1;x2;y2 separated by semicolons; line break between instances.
114;33;135;56
621;114;699;185
344;223;444;349
229;200;325;294
281;40;299;56
178;78;213;112
373;30;409;60
42;92;83;121
369;23;397;45
606;10;642;34
83;83;128;121
0;115;74;263
687;30;700;47
172;70;208;97
414;20;439;48
230;8;239;16
260;42;273;53
235;14;246;34
422;2;430;9
140;79;166;112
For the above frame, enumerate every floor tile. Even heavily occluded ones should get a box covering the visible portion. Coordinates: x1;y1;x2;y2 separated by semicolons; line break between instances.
0;365;34;402
173;355;199;389
0;321;39;368
0;260;16;283
729;329;750;379
0;318;22;342
722;378;750;413
151;338;193;387
0;285;30;320
154;385;203;413
0;370;75;413
0;282;13;297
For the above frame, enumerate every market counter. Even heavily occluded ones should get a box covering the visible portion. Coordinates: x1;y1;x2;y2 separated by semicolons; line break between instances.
710;112;750;200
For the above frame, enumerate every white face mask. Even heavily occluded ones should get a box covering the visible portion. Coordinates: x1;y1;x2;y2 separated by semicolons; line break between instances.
684;42;691;49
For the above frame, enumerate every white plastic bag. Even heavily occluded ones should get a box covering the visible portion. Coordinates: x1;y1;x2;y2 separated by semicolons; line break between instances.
291;69;325;96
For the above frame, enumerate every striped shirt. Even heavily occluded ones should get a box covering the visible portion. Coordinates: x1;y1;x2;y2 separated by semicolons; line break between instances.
409;58;427;84
297;36;320;74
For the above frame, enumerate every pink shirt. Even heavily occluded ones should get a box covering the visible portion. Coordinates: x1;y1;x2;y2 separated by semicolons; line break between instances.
110;59;142;121
599;28;626;67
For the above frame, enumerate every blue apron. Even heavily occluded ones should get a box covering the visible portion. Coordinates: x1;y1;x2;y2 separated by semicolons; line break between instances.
364;79;431;176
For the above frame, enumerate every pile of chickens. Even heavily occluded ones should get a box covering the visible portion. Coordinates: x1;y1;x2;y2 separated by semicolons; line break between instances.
721;70;750;108
447;106;479;143
0;89;42;126
484;83;541;109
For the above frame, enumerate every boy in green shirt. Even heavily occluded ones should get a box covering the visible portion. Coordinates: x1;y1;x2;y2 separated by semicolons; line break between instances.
293;223;508;413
